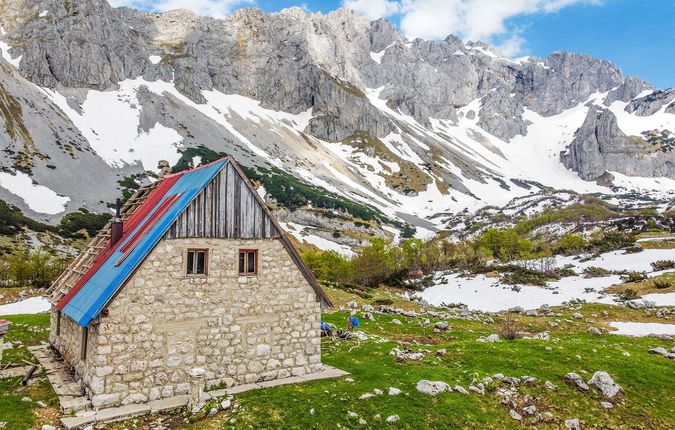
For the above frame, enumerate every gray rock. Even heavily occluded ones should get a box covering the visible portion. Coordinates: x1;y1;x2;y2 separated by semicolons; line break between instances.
434;321;449;331
385;415;399;424
625;89;675;116
600;401;613;409
523;405;536;415
561;106;674;180
565;418;582;430
388;387;401;396
588;371;622;399
509;409;522;420
477;334;500;343
41;426;56;430
564;373;589;391
648;347;675;359
453;385;469;394
220;399;231;410
416;380;450;396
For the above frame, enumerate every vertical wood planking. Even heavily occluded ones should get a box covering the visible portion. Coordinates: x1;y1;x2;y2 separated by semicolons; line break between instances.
165;162;280;240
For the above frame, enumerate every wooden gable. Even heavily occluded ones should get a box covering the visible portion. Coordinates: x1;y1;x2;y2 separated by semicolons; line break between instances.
165;161;280;240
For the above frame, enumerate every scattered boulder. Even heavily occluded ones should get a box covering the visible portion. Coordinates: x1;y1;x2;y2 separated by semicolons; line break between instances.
509;306;524;313
220;399;231;410
509;409;523;420
391;319;402;325
359;393;375;400
523;331;549;340
545;380;558;390
390;347;428;361
386;415;399;424
468;384;485;395
565;418;582;430
549;321;559;327
648;347;675;359
435;349;447;356
523;405;536;415
477;334;500;343
41;426;56;430
362;304;374;312
454;385;469;395
587;327;603;336
564;373;589;391
588;371;622;399
348;411;359;418
573;312;584;320
21;397;32;402
434;321;449;331
388;387;401;396
416;380;451;396
347;301;358;309
373;388;383;395
600;401;613;409
362;312;375;321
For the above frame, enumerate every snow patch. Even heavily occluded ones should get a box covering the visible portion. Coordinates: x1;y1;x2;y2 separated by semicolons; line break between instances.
0;171;69;214
0;27;22;68
608;322;675;337
0;297;51;315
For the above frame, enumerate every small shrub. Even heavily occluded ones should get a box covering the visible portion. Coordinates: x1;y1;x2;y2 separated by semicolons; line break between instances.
373;298;394;306
619;288;639;301
651;260;675;271
498;314;522;341
499;265;557;286
653;280;672;289
554;264;577;277
623;245;644;254
582;266;611;278
620;271;648;283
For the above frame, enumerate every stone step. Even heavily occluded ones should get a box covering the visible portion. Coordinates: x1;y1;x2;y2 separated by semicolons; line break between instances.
60;395;91;414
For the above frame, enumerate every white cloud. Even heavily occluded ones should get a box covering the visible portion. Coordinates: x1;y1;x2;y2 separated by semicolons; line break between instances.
399;0;599;42
109;0;254;18
342;0;400;20
341;0;600;56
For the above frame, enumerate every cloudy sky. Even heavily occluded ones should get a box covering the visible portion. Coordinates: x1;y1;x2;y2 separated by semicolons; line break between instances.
108;0;674;88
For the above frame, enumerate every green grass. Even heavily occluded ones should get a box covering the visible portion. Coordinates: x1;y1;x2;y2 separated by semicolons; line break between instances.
4;305;675;430
171;305;674;429
1;314;59;430
1;314;50;366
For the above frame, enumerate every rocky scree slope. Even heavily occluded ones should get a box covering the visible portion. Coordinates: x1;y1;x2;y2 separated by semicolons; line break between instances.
0;0;673;245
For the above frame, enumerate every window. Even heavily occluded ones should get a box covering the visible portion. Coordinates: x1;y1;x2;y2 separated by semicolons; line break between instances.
56;311;61;336
186;249;208;276
80;326;88;360
239;249;258;275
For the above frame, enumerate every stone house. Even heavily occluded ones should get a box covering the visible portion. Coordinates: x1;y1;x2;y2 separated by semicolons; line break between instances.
47;157;332;409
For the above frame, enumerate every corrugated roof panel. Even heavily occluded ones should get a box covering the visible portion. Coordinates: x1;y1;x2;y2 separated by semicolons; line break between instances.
60;160;228;327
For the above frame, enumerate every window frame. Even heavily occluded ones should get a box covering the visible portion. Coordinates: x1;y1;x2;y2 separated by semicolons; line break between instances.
80;326;88;360
186;248;209;277
238;249;259;276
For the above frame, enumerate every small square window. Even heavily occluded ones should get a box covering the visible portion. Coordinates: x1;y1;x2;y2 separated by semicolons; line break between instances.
187;249;208;276
239;250;258;275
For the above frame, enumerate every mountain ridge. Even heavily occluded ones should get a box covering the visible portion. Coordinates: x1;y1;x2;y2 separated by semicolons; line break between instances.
0;0;673;250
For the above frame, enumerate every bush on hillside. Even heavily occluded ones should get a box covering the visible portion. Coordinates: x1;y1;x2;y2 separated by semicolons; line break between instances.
653;280;672;289
59;209;112;239
620;271;648;283
651;260;675;271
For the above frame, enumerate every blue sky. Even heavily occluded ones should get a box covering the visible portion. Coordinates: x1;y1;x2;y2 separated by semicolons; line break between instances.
110;0;674;88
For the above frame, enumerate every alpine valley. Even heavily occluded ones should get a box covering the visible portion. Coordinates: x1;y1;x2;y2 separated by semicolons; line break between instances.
0;0;674;253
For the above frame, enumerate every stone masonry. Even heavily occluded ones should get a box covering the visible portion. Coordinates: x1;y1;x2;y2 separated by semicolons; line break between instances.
50;237;322;409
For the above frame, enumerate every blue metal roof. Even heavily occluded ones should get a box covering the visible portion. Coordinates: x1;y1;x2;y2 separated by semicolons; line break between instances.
61;160;228;327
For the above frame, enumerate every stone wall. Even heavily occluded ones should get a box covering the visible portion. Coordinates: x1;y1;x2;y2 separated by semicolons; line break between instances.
61;237;322;409
50;308;97;388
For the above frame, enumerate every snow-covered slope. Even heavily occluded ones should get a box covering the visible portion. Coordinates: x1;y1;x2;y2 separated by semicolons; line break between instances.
0;1;672;249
